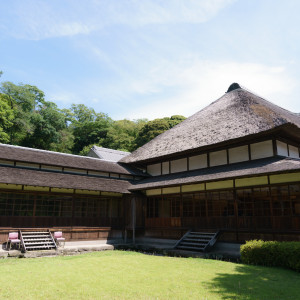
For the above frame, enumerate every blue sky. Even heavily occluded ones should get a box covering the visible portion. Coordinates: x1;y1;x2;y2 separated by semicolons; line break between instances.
0;0;299;120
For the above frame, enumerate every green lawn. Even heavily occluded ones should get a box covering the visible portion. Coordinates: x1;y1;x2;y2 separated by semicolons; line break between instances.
0;251;299;299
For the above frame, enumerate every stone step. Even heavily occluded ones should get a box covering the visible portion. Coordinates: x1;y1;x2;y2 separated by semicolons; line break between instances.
184;238;211;242
190;232;215;236
177;245;205;251
181;242;207;247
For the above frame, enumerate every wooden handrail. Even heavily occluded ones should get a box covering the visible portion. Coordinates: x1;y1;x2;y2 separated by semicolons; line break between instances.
19;230;26;252
48;229;58;249
173;229;192;249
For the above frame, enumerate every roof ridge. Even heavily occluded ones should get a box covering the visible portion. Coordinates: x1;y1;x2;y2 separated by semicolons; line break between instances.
0;143;118;164
92;146;130;155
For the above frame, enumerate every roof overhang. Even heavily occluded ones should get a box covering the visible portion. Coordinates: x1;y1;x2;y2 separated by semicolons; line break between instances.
130;156;300;191
128;123;300;166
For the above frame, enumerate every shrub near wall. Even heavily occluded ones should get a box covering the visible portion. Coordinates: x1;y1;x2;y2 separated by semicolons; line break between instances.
241;240;300;272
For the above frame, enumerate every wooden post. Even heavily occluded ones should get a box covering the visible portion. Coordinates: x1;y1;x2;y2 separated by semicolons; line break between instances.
132;197;136;245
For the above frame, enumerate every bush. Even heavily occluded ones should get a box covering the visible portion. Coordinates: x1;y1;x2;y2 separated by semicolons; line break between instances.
241;240;300;272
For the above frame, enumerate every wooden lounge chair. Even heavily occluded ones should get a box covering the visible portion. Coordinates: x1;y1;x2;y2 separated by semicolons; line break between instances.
7;232;21;250
54;231;65;248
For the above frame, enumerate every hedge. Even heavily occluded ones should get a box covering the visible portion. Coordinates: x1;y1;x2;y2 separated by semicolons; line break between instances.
240;240;300;272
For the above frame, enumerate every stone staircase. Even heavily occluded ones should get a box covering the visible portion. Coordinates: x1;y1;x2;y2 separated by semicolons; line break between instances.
175;230;219;252
20;230;57;251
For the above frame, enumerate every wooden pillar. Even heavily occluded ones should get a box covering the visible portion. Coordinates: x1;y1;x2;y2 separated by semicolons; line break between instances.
233;184;239;242
132;197;136;245
71;194;75;228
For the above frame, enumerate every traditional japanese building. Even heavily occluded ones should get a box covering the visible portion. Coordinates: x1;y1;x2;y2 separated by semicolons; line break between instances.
1;83;300;244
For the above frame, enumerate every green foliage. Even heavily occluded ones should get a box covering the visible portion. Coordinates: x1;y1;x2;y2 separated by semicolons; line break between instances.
21;102;67;150
103;119;147;152
70;105;113;154
50;129;74;153
134;115;186;148
0;78;185;154
0;82;46;144
0;93;15;142
241;240;300;272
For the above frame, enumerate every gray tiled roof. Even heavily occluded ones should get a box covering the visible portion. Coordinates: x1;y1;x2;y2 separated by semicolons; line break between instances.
89;146;130;162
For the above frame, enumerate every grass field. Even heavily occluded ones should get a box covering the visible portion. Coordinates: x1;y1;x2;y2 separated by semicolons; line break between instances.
0;251;299;299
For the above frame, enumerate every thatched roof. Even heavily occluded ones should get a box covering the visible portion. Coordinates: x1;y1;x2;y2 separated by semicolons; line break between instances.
130;157;300;190
0;144;143;176
0;166;131;194
122;84;300;164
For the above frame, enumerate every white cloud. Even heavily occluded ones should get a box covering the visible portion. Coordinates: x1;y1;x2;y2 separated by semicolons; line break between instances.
118;60;297;120
2;0;236;40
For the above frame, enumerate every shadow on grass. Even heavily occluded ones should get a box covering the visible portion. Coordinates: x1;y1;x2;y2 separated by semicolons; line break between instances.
206;263;300;300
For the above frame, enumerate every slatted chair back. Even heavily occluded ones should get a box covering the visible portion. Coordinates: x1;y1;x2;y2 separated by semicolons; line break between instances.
54;231;62;239
8;232;18;240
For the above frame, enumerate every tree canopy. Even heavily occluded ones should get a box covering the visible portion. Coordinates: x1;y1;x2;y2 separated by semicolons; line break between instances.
0;74;186;155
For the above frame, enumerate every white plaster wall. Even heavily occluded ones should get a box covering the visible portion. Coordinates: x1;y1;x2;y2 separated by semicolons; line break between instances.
120;174;133;179
0;159;14;166
147;163;161;176
16;162;39;169
41;165;63;172
110;173;119;178
228;145;249;163
64;168;86;174
170;158;188;173
210;150;227;167
277;140;288;156
88;170;109;177
250;140;273;160
162;161;170;174
289;145;299;158
189;154;207;170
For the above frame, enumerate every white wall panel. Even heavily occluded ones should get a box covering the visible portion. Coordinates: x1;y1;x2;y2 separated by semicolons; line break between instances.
229;145;249;163
162;161;170;174
147;163;161;176
189;154;207;170
41;165;63;172
277;140;288;156
16;162;39;169
170;158;187;173
250;140;273;160
210;150;227;167
289;145;299;158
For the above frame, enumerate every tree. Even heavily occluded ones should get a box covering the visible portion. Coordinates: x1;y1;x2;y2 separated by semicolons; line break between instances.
0;93;15;143
68;104;113;154
21;101;67;150
134;115;186;149
0;82;45;144
102;119;148;152
135;118;170;148
50;129;74;153
167;115;186;127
